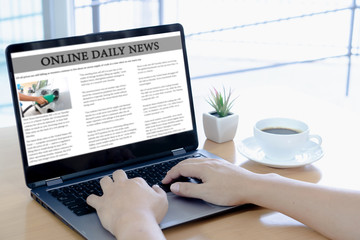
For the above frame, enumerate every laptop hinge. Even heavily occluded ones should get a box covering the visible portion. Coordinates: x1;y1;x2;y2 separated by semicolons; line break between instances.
172;148;186;156
45;177;63;187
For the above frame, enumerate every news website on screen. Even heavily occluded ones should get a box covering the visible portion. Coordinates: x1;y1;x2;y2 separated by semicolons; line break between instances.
11;32;193;166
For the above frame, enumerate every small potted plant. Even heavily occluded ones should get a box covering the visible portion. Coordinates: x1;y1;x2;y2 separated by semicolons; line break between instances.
203;87;239;143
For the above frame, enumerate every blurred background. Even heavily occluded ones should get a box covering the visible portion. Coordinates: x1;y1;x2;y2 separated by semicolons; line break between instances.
1;0;360;127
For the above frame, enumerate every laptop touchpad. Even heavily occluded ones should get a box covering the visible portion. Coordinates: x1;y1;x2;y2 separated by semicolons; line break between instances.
160;193;224;229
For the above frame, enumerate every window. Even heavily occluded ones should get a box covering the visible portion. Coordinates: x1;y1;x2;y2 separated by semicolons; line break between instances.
1;0;359;128
0;0;43;120
71;0;358;95
74;0;161;35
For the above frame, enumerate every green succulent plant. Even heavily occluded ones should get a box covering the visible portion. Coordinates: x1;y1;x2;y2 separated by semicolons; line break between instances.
206;87;237;118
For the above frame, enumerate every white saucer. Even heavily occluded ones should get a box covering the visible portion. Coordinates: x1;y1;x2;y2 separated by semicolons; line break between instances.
237;137;324;168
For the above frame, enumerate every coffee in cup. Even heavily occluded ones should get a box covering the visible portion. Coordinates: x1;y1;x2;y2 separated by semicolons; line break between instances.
253;118;322;161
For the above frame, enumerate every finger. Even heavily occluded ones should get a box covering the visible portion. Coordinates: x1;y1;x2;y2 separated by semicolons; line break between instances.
40;97;48;104
180;157;216;165
100;175;113;192
112;169;127;182
170;182;204;200
152;184;166;196
162;158;218;184
86;194;101;208
162;162;204;184
131;177;147;185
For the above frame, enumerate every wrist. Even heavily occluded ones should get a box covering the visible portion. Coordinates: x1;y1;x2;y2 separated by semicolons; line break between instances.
114;211;164;240
242;172;281;205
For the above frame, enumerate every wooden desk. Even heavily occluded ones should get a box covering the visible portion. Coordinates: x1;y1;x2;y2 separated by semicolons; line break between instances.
1;86;360;240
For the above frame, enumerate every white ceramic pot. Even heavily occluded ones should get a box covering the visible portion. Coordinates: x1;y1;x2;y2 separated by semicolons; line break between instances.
202;112;239;143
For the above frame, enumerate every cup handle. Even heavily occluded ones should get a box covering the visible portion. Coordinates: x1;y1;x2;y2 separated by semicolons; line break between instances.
309;134;322;146
301;134;322;152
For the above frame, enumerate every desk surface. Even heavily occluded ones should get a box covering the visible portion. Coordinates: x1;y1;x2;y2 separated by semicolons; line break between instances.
1;86;360;240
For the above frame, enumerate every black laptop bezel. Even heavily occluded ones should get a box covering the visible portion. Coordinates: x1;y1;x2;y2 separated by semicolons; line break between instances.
6;23;198;188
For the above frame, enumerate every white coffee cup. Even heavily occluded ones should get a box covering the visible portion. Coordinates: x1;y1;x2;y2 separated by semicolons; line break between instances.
253;118;322;161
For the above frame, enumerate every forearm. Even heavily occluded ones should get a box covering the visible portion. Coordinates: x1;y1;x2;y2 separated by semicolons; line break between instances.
19;93;37;101
114;212;165;240
19;93;48;105
248;173;360;240
163;159;360;239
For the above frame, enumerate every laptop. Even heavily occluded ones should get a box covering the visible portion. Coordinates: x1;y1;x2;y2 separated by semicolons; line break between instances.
6;23;235;239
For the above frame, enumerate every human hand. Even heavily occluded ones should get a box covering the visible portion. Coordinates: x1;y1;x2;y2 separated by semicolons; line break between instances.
87;170;168;239
35;96;48;105
162;158;258;206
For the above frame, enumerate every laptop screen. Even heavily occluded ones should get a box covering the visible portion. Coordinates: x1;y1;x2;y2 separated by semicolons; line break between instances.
6;24;198;186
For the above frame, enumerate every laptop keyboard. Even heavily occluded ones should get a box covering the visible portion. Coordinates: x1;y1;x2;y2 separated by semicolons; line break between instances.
48;153;204;216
